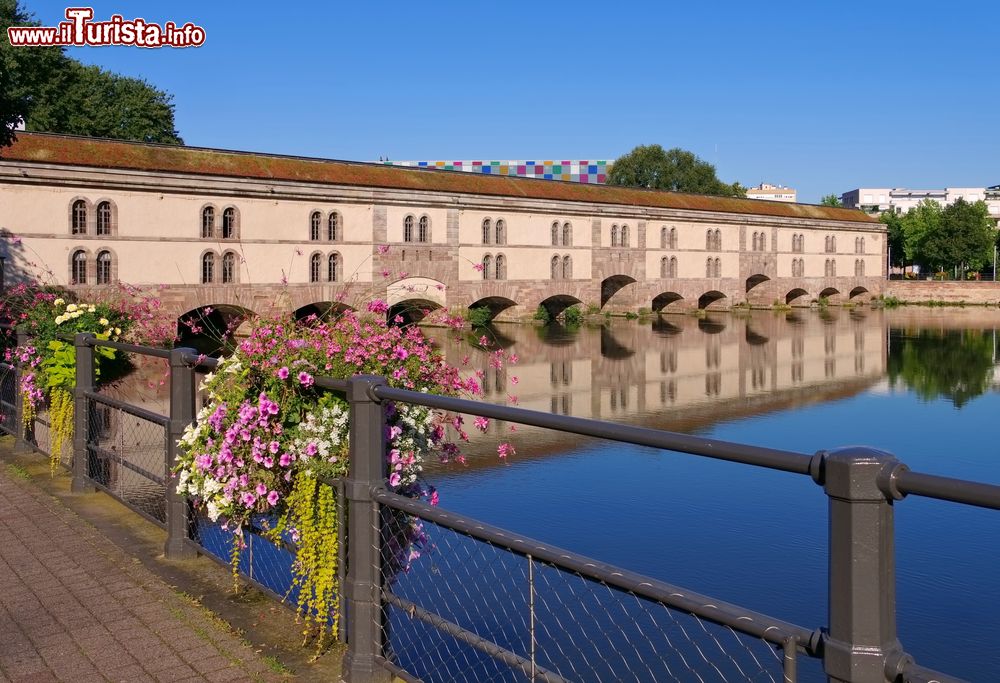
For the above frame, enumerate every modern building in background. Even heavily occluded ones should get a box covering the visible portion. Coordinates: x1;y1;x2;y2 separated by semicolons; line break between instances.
841;187;1000;216
381;159;610;183
746;183;797;202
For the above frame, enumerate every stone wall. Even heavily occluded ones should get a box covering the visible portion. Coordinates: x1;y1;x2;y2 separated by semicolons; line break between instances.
885;281;1000;305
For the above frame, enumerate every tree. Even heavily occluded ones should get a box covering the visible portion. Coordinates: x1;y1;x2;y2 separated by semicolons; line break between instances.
924;199;995;276
820;194;843;207
879;210;905;269
607;145;746;197
1;0;182;148
900;199;943;269
888;329;995;408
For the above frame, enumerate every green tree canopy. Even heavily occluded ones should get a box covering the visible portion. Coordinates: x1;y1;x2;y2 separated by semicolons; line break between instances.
879;210;905;266
926;199;995;274
900;199;943;267
607;145;746;197
820;194;843;207
1;0;182;147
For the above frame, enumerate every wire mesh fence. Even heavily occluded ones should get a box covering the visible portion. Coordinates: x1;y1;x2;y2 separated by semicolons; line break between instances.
0;362;16;436
85;394;168;525
377;508;791;683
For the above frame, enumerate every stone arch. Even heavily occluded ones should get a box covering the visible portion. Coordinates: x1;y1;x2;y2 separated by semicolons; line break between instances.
176;304;255;351
469;296;518;322
652;292;684;312
388;298;442;325
539;294;583;319
849;286;870;300
745;273;770;293
600;274;637;308
386;277;447;308
819;287;842;303
293;301;355;323
785;288;810;306
697;290;727;310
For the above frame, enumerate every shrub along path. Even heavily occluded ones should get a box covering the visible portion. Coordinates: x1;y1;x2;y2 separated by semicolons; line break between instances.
0;460;284;682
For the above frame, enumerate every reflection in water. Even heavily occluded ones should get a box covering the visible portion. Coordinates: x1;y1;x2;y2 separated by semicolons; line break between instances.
888;329;998;408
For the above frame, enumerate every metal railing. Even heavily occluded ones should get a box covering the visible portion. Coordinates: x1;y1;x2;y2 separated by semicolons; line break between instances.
0;328;997;681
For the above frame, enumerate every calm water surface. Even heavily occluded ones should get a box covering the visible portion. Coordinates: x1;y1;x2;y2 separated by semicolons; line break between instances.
419;308;1000;681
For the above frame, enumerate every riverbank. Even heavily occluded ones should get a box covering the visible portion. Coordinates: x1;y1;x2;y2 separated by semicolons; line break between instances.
884;280;1000;305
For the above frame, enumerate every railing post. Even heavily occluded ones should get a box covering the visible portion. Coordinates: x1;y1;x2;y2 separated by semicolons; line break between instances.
164;347;198;559
71;333;96;492
818;447;911;682
342;375;390;683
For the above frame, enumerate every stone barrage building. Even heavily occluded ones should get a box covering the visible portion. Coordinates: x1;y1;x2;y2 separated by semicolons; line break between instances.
0;133;884;322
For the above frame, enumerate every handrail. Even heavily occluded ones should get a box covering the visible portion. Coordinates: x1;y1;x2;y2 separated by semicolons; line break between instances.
375;488;818;652
372;384;815;475
84;390;168;426
893;470;1000;511
86;337;172;359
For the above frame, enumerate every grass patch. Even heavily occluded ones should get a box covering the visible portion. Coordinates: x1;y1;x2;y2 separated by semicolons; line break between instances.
6;463;31;480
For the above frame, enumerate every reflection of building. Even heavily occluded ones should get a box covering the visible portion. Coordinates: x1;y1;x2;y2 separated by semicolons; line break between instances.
427;310;887;462
746;183;797;202
381;160;609;184
841;187;1000;217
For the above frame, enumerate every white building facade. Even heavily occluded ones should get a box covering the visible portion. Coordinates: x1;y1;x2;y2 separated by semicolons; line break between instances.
841;186;1000;217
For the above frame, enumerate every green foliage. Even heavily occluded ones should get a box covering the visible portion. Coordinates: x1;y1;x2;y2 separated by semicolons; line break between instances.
820;194;843;207
878;296;903;308
563;305;583;326
467;306;493;328
927;199;995;275
888;329;996;408
585;303;601;315
607;145;745;197
900;199;943;267
879;210;905;266
533;306;552;324
623;311;639;320
1;1;182;145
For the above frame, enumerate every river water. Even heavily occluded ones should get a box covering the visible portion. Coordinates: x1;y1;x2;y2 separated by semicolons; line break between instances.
416;308;1000;681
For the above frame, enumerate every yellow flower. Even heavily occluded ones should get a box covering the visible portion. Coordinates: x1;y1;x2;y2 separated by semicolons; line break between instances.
66;303;78;312
54;315;65;325
88;305;96;313
70;310;82;318
114;327;122;335
99;318;109;326
53;298;65;307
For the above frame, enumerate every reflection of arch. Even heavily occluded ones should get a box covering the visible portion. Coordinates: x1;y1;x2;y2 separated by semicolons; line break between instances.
652;292;684;312
785;288;810;305
849;286;870;299
698;290;727;310
539;294;582;319
468;296;518;322
652;318;683;337
601;274;637;308
785;311;806;326
600;327;635;360
745;326;769;346
745;274;770;293
698;317;727;334
293;302;354;322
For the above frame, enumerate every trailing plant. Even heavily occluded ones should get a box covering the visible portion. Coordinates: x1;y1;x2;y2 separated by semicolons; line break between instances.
563;305;584;326
174;306;515;651
533;305;552;324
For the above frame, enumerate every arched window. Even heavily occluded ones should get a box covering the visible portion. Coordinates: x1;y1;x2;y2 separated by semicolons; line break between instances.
715;230;722;250
661;257;668;278
416;215;428;243
495;219;505;246
96;250;113;285
551;255;561;280
403;215;414;243
621;225;629;248
610;224;619;247
482;254;493;280
201;252;215;284
706;257;714;278
670;227;677;249
661;227;667;249
309;253;322;282
495;253;506;280
310;211;322;241
562;254;572;279
222;251;236;284
706;229;714;250
752;232;758;251
552;221;560;246
855;259;865;277
714;257;721;278
201;206;214;238
96;201;112;236
759;233;766;251
222;207;237;239
328;252;341;282
328;212;340;242
562;222;572;247
669;256;677;278
482;218;492;245
72;200;88;235
72;249;88;284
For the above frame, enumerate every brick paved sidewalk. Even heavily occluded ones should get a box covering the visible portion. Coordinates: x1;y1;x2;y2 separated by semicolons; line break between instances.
0;468;282;682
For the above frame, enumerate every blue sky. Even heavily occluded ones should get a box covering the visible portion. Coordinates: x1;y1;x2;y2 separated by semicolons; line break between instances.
21;0;1000;202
